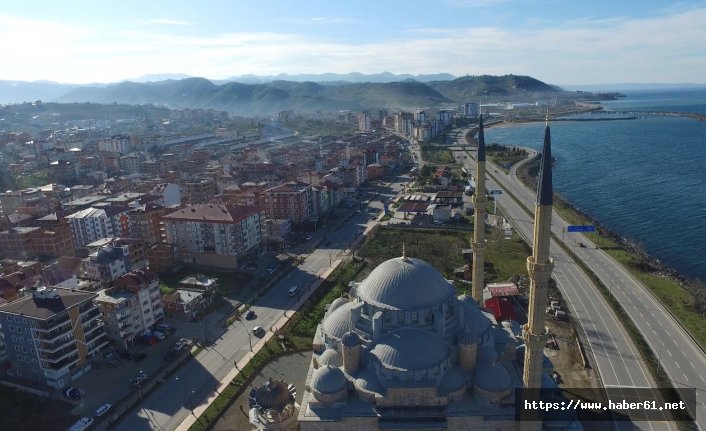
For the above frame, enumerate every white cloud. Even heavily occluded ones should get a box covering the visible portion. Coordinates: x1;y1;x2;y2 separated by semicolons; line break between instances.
2;8;705;84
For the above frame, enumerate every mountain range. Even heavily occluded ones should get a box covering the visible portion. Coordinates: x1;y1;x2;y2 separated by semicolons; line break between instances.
0;74;565;114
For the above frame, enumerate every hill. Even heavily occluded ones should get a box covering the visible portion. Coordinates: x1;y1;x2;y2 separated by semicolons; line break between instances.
8;74;567;114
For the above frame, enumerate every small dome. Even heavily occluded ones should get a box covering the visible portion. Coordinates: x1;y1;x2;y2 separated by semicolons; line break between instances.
250;379;291;410
371;327;449;372
327;297;349;315
322;302;353;340
318;349;342;367
311;365;347;394
357;257;454;310
458;295;492;338
474;363;512;393
341;331;360;348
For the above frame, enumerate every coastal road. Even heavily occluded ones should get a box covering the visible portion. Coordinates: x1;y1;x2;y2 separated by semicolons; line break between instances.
110;209;373;431
456;148;676;431
490;144;706;429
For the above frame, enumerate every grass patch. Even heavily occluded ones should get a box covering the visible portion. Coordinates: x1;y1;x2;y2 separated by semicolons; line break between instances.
421;146;457;165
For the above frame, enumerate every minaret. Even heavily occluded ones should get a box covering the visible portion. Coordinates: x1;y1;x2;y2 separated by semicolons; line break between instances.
471;115;487;303
521;118;555;431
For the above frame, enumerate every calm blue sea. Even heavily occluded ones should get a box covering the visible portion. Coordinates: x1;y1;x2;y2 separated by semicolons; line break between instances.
485;88;706;282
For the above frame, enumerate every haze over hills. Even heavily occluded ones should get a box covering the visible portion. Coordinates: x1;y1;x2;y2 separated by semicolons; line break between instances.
2;74;565;114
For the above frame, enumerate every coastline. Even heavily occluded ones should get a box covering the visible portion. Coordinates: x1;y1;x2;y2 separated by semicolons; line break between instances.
474;120;703;288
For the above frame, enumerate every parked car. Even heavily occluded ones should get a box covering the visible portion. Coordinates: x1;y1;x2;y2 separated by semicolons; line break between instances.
132;352;147;362
152;331;166;340
174;341;185;351
130;374;149;386
252;326;265;337
95;403;112;417
288;285;300;297
266;267;276;275
155;323;173;333
64;386;81;401
245;310;256;320
68;416;93;431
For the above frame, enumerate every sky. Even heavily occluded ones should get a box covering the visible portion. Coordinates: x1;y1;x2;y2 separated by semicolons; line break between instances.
1;0;705;86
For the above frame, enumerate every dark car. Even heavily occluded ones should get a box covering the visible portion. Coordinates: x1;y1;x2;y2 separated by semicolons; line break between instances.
245;310;256;320
132;352;147;362
64;386;81;401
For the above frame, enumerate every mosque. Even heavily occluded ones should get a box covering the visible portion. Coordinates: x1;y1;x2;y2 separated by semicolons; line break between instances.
296;118;576;430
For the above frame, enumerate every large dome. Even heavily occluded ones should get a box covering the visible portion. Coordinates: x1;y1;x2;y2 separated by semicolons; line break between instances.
357;256;454;310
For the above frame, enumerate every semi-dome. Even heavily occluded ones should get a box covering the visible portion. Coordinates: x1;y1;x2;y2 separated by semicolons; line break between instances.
370;327;449;372
458;295;492;338
327;297;349;315
311;365;347;394
250;378;292;410
357;256;454;310
322;302;354;340
354;368;384;394
474;363;512;393
439;367;469;394
318;349;342;367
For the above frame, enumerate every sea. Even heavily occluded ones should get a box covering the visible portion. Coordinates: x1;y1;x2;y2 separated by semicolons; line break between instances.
484;88;706;283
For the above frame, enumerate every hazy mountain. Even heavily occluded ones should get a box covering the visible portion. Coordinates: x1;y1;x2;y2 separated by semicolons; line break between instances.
220;72;458;84
428;75;562;100
0;80;81;104
8;74;567;114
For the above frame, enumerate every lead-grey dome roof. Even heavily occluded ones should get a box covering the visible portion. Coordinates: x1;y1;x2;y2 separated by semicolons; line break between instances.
357;257;454;310
250;379;292;410
322;302;353;340
370;327;449;371
318;349;342;367
474;363;511;393
311;365;347;394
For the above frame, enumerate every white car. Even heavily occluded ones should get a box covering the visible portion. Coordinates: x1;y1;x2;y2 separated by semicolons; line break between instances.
68;417;93;431
152;330;166;340
95;403;112;417
174;341;185;351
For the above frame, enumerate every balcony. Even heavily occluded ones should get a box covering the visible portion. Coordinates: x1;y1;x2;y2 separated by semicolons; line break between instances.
33;325;73;343
116;308;131;320
34;317;72;334
39;346;78;364
36;337;75;354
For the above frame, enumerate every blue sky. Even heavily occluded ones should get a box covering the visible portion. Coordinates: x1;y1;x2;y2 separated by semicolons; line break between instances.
1;0;705;86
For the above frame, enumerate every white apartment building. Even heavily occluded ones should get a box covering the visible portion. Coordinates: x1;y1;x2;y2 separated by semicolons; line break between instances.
65;206;130;248
96;269;163;348
162;204;264;269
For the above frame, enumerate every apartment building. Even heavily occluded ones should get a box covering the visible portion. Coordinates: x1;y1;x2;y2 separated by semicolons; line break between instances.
112;269;163;333
65;206;130;248
84;244;131;283
128;203;172;245
0;286;108;388
181;178;216;204
259;181;313;224
96;269;163;348
162;204;264;269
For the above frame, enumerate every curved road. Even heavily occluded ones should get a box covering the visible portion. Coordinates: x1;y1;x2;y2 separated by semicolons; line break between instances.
458;125;703;429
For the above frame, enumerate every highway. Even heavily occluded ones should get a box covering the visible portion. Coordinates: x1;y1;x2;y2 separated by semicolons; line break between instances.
488;143;706;429
455;147;677;430
111;208;374;431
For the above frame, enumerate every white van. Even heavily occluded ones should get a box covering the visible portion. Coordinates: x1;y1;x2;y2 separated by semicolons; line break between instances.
288;285;300;297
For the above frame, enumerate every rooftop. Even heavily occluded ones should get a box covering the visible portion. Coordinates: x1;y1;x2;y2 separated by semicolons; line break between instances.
162;204;260;223
0;287;96;320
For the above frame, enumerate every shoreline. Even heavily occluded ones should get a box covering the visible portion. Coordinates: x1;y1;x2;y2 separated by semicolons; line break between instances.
467;121;704;287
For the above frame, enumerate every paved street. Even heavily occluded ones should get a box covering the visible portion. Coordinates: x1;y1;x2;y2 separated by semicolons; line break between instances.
456;138;687;430
107;199;378;431
490;144;706;429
